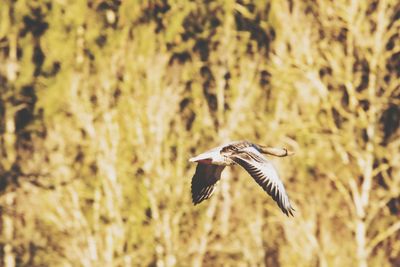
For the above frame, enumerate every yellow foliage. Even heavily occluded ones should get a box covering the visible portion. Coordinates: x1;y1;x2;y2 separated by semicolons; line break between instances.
0;0;399;266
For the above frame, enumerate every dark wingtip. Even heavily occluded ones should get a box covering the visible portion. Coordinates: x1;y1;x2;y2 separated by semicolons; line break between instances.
192;195;204;205
284;206;295;217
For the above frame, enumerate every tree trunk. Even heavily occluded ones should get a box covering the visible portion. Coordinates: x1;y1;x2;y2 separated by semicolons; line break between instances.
355;218;368;267
3;194;15;267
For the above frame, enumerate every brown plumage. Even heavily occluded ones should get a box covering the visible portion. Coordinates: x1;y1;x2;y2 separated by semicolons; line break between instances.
189;141;295;216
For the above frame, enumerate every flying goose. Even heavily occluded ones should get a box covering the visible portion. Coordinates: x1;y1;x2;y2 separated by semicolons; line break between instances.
189;140;295;216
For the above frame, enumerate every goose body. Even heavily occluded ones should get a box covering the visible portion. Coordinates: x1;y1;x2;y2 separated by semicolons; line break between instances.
189;140;295;216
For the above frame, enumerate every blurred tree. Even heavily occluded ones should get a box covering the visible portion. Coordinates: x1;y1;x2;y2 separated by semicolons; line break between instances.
0;0;399;266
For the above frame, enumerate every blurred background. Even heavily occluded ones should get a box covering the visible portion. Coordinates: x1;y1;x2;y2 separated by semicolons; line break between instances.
0;0;399;266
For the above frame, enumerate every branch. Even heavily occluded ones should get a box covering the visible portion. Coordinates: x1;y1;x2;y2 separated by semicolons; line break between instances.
366;221;400;256
349;178;364;218
326;173;354;213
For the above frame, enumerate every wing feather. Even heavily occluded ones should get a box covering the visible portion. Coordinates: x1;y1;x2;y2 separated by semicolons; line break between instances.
191;164;225;204
231;148;295;216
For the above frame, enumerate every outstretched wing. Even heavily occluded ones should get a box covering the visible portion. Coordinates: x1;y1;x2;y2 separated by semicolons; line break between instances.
231;147;294;216
191;164;225;204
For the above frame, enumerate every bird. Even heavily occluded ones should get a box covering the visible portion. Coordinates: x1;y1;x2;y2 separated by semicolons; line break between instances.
189;140;295;216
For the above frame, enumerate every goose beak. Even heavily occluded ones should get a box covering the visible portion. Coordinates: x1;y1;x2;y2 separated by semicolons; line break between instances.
259;146;295;157
286;150;295;156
